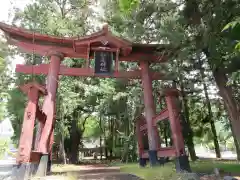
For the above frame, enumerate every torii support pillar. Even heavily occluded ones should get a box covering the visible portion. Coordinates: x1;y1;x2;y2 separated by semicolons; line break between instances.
14;83;46;180
140;61;158;166
165;89;191;172
37;52;63;175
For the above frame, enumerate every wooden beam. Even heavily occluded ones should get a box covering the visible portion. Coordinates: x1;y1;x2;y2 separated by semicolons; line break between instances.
141;147;176;158
16;64;166;80
14;41;167;62
152;108;169;124
157;147;176;157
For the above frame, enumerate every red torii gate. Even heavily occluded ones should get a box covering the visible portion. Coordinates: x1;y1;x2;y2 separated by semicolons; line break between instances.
136;89;190;171
0;22;190;177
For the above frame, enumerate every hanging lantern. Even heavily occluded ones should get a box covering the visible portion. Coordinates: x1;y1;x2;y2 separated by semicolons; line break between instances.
94;50;113;75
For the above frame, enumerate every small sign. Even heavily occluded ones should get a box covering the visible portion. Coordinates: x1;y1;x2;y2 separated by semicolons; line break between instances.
94;51;113;75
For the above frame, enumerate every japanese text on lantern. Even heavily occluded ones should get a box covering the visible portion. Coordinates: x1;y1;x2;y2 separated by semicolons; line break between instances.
100;52;107;72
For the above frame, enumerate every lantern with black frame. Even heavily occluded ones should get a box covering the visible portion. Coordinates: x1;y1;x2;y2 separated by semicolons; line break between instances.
93;47;119;75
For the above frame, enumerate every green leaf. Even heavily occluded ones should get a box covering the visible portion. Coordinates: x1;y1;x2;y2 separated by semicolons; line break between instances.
222;18;240;32
118;0;139;13
235;42;240;51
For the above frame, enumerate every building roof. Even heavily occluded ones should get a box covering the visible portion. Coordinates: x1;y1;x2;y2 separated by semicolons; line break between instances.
0;22;175;62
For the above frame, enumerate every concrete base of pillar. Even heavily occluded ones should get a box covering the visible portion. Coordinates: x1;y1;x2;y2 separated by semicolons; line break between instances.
175;155;191;172
11;163;39;180
139;158;147;167
35;154;48;177
148;150;158;166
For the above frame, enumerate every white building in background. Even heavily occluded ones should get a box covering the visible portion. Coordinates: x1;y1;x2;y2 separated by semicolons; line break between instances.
0;118;14;138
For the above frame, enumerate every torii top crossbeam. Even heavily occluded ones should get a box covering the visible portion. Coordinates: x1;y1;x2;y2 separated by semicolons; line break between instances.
0;22;173;62
0;22;174;80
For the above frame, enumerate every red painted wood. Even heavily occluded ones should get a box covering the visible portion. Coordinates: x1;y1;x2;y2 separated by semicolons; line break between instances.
152;108;169;125
30;151;42;163
140;61;157;151
157;147;176;157
136;117;144;156
136;115;162;153
165;89;185;156
0;22;170;59
17;84;43;163
141;147;176;158
38;54;62;153
14;40;166;62
15;64;166;80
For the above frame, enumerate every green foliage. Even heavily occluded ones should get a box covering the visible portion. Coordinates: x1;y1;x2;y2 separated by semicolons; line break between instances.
223;17;240;51
82;115;101;138
118;0;139;14
0;138;11;159
0;39;10;121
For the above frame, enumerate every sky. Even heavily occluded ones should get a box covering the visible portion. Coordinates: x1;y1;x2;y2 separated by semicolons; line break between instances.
0;0;31;72
0;0;31;22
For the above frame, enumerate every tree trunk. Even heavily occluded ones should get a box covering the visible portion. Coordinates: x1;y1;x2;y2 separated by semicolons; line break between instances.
163;122;168;147
70;118;80;164
179;80;198;161
60;134;67;164
212;68;240;150
228;117;240;160
103;117;108;160
198;60;221;158
109;117;113;161
203;83;221;158
100;135;103;160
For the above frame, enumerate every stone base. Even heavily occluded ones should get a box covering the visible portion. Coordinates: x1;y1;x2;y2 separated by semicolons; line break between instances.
148;150;158;166
139;158;147;167
36;154;49;177
11;163;39;180
175;155;191;172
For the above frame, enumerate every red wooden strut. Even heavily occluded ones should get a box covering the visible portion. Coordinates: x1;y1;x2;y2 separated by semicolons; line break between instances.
38;53;63;154
136;88;187;166
17;82;46;164
15;64;167;80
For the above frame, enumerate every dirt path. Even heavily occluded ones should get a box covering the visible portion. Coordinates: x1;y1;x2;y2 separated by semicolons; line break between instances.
50;165;143;180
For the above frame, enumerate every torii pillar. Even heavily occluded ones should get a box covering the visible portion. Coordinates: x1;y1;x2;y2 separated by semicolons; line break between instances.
15;82;46;179
140;61;158;166
36;52;63;175
165;89;191;172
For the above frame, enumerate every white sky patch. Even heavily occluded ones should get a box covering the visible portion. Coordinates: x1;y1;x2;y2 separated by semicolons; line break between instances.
0;0;31;72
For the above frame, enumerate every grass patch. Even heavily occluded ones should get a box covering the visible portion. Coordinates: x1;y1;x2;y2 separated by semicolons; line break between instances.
118;160;240;180
191;160;240;173
50;160;240;180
